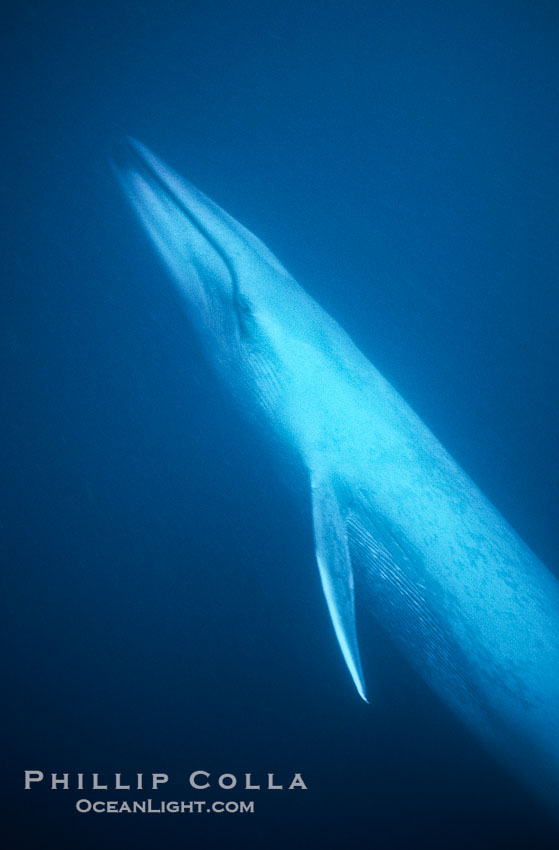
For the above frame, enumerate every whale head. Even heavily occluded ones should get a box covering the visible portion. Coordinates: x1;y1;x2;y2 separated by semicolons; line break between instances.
113;138;297;370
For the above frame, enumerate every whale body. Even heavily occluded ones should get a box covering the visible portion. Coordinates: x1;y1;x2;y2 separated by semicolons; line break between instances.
115;139;559;810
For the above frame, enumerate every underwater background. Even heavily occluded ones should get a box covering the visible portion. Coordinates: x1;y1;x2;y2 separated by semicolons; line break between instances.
3;1;559;847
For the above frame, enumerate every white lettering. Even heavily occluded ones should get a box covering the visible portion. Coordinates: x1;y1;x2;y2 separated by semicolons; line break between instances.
152;773;168;789
24;771;43;790
267;773;283;790
115;773;130;790
51;773;69;790
190;771;210;790
245;773;260;790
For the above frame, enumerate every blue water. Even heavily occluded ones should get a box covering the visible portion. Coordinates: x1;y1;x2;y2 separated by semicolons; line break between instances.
3;2;559;848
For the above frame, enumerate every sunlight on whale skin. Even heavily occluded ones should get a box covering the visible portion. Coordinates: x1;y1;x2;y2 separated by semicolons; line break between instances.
114;139;559;814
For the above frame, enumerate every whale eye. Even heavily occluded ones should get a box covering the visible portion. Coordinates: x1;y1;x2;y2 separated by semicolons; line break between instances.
236;293;253;321
232;292;255;337
239;294;251;313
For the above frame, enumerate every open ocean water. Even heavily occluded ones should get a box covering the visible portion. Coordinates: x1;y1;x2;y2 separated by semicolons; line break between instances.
3;2;559;848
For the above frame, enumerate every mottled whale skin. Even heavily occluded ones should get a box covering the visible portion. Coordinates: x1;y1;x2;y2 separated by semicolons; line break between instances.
115;140;559;810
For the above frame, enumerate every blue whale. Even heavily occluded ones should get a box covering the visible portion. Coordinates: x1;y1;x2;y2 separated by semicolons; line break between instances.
115;139;559;810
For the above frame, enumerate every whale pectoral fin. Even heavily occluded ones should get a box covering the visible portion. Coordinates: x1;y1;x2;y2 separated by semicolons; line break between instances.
310;473;368;703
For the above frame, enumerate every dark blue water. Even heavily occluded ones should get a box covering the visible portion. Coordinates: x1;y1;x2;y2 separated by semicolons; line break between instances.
3;2;559;847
